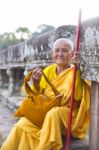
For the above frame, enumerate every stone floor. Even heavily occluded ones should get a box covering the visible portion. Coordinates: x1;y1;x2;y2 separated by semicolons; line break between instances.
0;101;17;147
62;136;89;150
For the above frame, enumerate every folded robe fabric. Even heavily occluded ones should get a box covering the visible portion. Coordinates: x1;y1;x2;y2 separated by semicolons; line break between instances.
15;64;90;134
15;69;62;128
1;65;91;150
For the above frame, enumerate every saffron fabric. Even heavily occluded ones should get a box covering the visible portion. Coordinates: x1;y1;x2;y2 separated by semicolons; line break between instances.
15;65;62;128
1;64;90;150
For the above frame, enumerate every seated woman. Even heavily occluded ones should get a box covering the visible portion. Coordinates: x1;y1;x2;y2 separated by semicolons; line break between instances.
1;38;90;150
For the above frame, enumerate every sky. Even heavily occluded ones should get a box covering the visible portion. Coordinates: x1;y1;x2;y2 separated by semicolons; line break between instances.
0;0;99;34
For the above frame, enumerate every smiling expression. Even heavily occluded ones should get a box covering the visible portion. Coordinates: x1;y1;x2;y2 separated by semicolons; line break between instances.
52;40;72;67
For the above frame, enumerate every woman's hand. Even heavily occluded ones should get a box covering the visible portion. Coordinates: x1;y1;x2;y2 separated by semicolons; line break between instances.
31;68;42;90
71;52;80;69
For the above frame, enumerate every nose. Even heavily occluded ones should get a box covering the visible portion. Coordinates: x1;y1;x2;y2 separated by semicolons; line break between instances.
58;51;64;56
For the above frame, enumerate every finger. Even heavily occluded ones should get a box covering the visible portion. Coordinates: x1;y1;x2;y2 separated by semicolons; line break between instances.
73;60;80;64
35;72;42;80
33;68;42;75
72;52;80;57
72;56;80;61
32;70;42;82
32;74;41;81
71;58;80;64
32;68;42;78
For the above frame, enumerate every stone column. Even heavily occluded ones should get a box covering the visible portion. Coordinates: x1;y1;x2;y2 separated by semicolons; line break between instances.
80;17;99;150
0;70;3;87
89;81;99;150
6;69;14;96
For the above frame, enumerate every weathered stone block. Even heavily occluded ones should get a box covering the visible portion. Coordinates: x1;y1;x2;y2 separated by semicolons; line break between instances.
0;25;76;69
62;136;89;150
80;17;99;82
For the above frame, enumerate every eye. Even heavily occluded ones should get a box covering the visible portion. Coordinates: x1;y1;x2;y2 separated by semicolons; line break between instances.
55;49;59;52
62;49;69;52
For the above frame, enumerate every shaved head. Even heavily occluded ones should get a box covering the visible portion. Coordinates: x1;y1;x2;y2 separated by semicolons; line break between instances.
53;38;74;51
52;38;73;67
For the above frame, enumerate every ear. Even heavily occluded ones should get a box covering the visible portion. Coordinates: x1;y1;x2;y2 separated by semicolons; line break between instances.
68;51;72;58
71;51;73;57
51;51;54;59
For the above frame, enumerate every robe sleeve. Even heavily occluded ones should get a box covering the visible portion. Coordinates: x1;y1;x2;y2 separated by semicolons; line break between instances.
74;70;83;101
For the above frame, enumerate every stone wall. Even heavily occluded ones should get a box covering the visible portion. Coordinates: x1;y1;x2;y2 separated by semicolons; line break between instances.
0;17;99;93
0;25;76;110
1;18;99;97
80;16;99;82
1;18;99;83
0;25;76;69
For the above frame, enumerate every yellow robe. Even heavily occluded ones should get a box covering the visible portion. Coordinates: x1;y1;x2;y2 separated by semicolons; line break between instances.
1;64;90;150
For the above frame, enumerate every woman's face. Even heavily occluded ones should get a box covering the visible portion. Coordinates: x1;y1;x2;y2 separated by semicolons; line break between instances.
52;41;72;67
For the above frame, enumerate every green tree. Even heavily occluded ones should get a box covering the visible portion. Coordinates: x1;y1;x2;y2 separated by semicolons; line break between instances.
16;27;31;41
32;24;55;38
0;32;19;50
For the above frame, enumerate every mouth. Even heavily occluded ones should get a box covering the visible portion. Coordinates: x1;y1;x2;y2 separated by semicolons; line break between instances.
56;57;64;60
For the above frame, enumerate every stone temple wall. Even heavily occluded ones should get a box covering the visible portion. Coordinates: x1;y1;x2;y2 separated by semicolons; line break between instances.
0;25;76;110
0;25;76;70
80;17;99;82
0;17;99;99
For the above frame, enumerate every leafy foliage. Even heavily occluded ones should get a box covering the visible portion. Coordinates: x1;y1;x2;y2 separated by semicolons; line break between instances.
0;32;20;50
0;24;55;50
32;24;55;37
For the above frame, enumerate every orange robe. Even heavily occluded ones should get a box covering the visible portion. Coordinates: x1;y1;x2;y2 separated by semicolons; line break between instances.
1;64;90;150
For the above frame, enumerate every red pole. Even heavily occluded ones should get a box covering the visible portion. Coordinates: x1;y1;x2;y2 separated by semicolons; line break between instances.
65;9;82;150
